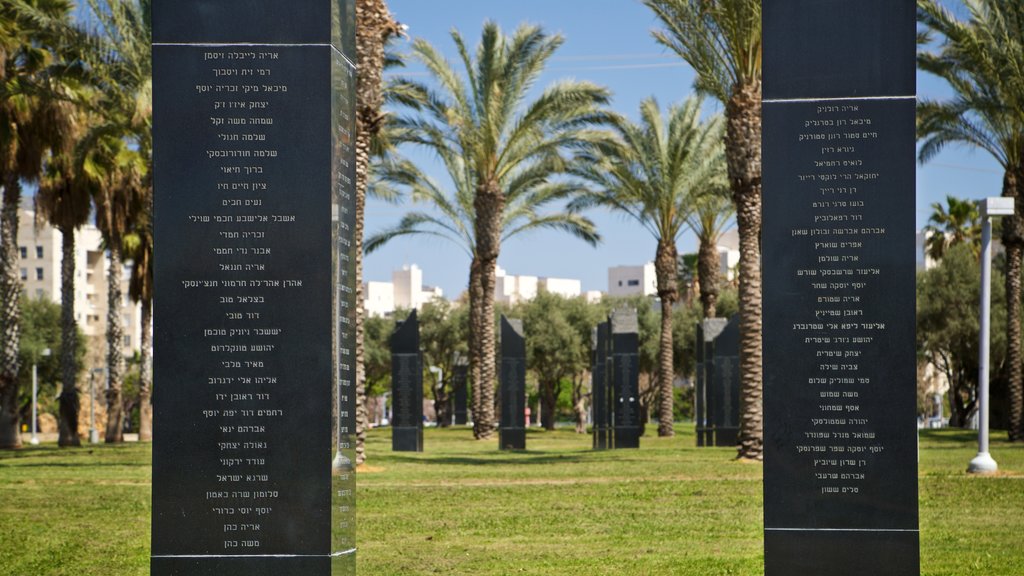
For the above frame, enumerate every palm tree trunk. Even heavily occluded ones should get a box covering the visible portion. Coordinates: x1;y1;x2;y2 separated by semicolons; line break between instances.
1003;169;1023;441
468;260;484;434
57;227;80;447
697;235;720;319
104;245;125;443
655;238;677;437
354;0;398;466
472;182;503;440
0;176;23;449
726;80;763;461
138;296;152;441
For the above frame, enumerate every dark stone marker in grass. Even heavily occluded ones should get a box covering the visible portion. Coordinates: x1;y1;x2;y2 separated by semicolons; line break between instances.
391;310;423;452
453;361;468;426
695;315;740;448
610;309;640;449
762;1;919;574
591;321;611;450
151;1;357;574
499;316;526;450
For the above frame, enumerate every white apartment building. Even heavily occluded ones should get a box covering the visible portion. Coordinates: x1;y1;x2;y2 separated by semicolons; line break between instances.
14;209;143;356
493;266;583;305
608;262;657;297
716;229;741;281
364;264;443;317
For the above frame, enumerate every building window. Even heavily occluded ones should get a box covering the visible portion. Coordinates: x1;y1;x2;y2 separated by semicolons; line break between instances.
35;268;43;280
35;289;44;299
618;280;623;287
123;335;131;347
19;246;26;259
35;246;43;259
627;279;640;287
20;268;27;280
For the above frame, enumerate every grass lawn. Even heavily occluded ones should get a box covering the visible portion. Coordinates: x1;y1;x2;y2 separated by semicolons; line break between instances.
0;426;1022;575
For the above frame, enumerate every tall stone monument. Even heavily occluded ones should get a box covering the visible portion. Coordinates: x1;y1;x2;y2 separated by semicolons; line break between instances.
151;2;357;574
499;316;526;450
610;309;640;449
591;322;611;450
390;311;423;452
763;2;918;574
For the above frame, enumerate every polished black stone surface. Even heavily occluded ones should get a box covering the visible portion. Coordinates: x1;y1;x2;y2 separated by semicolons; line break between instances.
453;364;468;426
151;2;356;574
763;2;918;573
764;0;915;100
710;316;740;447
391;311;423;452
499;316;526;450
610;310;640;449
153;0;355;58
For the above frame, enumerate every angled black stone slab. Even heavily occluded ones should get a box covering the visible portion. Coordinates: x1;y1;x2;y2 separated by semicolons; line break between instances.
390;311;423;452
763;2;919;574
695;318;728;447
711;315;740;447
591;322;611;450
152;2;356;574
453;363;468;426
499;316;526;450
610;310;640;449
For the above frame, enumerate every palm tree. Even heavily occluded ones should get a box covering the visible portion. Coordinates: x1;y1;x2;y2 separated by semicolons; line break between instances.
384;22;610;439
80;0;152;443
123;189;151;440
0;0;77;448
366;156;600;439
353;0;402;467
572;96;726;437
918;0;1024;441
36;113;95;447
644;0;763;459
688;190;734;318
922;195;982;262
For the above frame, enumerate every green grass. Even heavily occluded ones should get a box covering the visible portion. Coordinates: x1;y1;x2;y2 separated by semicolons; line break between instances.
1;427;1022;575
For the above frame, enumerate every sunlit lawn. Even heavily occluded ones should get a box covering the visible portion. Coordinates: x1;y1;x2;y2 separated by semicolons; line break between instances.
0;426;1022;575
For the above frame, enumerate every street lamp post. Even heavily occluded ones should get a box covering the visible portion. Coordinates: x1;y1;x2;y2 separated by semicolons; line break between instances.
968;197;1013;474
29;348;51;445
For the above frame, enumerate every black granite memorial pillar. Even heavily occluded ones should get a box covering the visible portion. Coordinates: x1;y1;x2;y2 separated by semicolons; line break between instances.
763;2;919;574
592;322;610;450
391;311;423;452
695;318;727;447
453;360;469;426
499;316;526;450
610;310;640;449
151;1;357;575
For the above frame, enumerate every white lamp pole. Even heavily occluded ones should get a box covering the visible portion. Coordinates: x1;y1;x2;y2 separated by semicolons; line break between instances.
29;348;51;445
968;197;1013;474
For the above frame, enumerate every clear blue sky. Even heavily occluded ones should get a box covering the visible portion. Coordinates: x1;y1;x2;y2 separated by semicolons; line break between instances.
365;1;1003;299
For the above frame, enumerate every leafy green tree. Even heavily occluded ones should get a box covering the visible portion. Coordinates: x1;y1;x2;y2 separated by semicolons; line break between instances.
918;243;1006;427
418;298;468;427
521;291;587;430
644;0;764;459
572;96;726;437
918;0;1024;440
922;195;981;261
17;296;83;425
369;22;608;439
